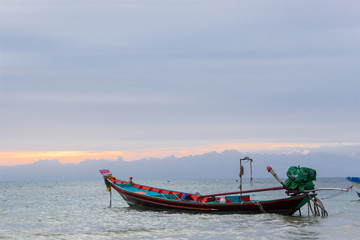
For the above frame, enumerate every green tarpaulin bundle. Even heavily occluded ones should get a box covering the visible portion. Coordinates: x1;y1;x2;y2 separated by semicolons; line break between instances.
284;166;317;192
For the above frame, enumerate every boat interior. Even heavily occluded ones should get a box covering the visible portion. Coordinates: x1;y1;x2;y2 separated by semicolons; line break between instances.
108;177;251;204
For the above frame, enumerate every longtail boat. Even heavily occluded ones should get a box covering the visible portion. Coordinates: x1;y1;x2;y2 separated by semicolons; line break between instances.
100;158;351;216
346;177;360;197
99;169;315;215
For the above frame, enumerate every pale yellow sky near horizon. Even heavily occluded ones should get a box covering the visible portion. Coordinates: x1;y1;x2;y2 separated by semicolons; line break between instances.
0;143;320;166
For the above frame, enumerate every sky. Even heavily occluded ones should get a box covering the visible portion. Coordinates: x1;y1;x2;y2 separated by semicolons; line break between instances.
0;0;360;166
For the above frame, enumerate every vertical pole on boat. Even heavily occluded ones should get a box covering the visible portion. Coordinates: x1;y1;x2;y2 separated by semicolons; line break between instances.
109;185;112;208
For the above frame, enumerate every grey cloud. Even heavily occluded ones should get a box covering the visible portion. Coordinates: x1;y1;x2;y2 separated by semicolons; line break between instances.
0;0;359;151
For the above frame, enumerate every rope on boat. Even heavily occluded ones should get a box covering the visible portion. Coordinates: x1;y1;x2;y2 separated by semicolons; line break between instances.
250;162;253;186
239;157;253;192
240;165;244;177
173;193;181;201
307;194;328;217
320;186;353;200
251;201;266;213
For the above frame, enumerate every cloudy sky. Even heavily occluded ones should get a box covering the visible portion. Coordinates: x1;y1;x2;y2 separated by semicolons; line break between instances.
0;0;359;165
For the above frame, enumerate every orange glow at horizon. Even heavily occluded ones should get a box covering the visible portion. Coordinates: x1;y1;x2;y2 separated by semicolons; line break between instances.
0;151;127;166
0;143;320;166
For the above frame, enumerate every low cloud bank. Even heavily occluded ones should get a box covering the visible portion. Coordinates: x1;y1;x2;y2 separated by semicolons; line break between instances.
1;150;359;181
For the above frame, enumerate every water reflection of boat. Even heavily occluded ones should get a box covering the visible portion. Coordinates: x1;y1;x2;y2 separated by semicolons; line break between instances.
346;177;360;197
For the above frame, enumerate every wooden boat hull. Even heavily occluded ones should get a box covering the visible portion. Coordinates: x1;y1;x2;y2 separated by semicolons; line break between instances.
109;181;310;215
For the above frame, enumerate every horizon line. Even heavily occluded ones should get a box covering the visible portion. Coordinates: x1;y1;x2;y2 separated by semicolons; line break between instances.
0;142;329;166
1;141;359;166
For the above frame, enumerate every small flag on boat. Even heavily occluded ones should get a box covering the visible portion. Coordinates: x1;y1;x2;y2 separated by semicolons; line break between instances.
99;169;112;192
100;169;112;177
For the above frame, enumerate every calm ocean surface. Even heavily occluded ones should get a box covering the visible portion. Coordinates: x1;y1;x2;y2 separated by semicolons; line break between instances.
1;177;360;240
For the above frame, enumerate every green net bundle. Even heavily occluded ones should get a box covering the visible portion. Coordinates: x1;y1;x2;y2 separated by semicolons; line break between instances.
284;166;317;192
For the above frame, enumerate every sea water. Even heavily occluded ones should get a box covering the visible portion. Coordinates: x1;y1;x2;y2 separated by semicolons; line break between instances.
1;178;360;240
